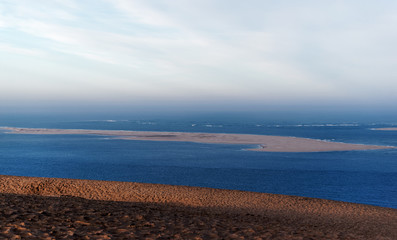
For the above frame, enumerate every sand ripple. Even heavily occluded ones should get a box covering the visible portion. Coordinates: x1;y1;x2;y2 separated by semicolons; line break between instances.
0;175;396;239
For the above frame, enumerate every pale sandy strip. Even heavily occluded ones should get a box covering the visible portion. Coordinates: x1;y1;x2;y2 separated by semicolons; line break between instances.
1;127;393;152
374;127;397;131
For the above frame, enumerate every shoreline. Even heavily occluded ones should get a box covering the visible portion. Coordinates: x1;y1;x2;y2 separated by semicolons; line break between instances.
0;175;396;239
1;127;394;152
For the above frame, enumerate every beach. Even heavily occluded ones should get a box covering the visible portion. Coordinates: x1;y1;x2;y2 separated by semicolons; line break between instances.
0;175;396;239
1;127;393;152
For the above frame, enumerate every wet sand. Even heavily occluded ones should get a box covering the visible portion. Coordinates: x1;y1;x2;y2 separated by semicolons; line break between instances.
1;127;393;152
0;175;396;239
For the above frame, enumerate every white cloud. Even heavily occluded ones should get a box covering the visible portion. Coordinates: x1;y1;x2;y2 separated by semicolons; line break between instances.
0;43;43;56
1;0;397;105
108;0;178;28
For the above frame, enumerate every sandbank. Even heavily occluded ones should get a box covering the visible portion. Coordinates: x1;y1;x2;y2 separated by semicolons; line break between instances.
374;127;397;131
0;175;396;239
1;127;393;152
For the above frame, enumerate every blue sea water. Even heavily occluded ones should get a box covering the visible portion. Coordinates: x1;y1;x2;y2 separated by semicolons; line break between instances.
0;114;396;208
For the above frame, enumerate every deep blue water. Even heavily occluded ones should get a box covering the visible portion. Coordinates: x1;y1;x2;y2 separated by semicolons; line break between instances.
0;115;396;208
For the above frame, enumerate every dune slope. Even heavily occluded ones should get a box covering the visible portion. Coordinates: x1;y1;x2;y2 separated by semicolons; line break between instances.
0;175;396;239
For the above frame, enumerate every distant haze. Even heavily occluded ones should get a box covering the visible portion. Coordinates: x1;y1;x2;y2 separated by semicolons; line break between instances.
1;0;397;112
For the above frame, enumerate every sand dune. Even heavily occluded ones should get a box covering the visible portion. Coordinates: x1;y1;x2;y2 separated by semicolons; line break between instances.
0;175;396;239
1;127;393;152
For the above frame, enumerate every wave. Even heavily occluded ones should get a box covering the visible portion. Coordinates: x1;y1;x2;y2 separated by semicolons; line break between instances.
264;123;360;128
204;124;223;128
135;121;157;125
86;120;128;123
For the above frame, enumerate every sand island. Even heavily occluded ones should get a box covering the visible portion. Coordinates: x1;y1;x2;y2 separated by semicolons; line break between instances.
1;127;394;152
374;127;397;131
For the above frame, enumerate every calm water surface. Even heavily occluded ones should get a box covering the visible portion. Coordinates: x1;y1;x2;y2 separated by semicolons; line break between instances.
0;115;396;208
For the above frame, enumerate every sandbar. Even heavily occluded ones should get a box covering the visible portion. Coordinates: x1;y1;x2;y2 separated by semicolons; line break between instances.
1;127;394;152
0;175;396;239
373;127;397;131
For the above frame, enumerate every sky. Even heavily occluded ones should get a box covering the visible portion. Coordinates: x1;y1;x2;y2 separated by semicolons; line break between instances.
1;0;397;112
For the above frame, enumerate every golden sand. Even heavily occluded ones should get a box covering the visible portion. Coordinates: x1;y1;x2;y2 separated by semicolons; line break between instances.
1;127;393;152
0;175;396;239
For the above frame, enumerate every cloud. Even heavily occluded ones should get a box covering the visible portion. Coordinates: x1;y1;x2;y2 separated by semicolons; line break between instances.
0;43;43;56
1;0;397;106
108;0;179;28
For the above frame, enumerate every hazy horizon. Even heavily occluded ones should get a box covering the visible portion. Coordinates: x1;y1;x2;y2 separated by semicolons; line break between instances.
1;1;397;113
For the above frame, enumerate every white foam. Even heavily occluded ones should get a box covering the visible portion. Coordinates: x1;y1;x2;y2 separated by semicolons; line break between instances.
266;123;360;128
204;124;223;128
85;120;128;123
136;121;156;125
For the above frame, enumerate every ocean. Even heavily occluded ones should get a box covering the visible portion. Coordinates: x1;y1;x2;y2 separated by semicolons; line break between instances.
0;113;396;208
